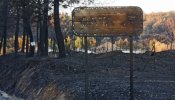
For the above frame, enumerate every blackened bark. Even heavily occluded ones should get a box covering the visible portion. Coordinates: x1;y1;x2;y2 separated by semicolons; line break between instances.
21;19;26;53
42;0;49;56
0;37;3;54
15;1;20;56
36;20;39;54
21;1;26;53
54;0;66;58
3;0;8;55
38;0;42;56
25;18;35;57
39;1;44;56
53;39;56;53
26;33;29;56
50;38;53;52
22;1;35;57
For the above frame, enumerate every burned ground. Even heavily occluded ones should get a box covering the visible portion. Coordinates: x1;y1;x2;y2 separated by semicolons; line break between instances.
0;51;175;100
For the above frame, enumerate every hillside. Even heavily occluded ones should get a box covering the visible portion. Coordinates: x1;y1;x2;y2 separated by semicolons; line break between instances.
0;51;175;99
142;12;175;41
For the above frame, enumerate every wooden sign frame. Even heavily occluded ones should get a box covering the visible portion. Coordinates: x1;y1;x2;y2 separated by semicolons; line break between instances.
72;6;143;36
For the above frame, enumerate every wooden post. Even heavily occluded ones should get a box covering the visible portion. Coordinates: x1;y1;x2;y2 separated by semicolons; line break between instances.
129;36;134;100
111;36;114;65
26;34;29;57
84;36;88;100
171;40;173;50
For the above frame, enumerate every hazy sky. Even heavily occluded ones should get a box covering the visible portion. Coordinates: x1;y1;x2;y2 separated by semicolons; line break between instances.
61;0;175;14
108;0;175;13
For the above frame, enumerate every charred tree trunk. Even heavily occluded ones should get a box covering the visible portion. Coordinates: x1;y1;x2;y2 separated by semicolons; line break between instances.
0;37;3;54
54;0;66;58
37;0;42;56
25;18;35;57
21;1;26;53
15;1;20;56
26;33;29;56
41;0;49;56
36;20;39;55
21;19;26;53
53;39;56;53
22;1;35;57
3;0;8;55
39;0;44;56
50;38;53;52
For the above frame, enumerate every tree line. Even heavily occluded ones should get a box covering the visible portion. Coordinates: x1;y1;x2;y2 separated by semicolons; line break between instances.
0;0;93;58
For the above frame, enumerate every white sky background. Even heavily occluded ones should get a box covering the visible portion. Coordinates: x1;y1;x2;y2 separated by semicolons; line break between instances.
60;0;175;14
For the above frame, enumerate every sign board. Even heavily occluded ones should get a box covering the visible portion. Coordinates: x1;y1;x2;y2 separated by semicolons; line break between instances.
72;6;143;36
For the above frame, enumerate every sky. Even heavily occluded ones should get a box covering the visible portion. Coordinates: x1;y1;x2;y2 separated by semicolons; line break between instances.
60;0;175;14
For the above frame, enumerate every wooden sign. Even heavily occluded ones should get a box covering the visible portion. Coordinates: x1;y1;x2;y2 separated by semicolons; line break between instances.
72;6;143;36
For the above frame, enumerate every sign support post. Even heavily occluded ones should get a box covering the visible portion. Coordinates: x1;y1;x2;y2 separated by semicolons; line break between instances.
111;36;114;65
129;35;134;100
84;36;88;100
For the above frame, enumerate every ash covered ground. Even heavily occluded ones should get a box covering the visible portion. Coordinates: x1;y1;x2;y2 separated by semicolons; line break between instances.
0;50;175;100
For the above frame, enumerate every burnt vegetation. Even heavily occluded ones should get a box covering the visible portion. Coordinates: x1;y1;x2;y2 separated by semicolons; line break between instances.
0;0;175;100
